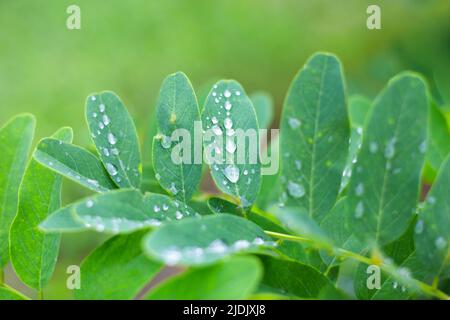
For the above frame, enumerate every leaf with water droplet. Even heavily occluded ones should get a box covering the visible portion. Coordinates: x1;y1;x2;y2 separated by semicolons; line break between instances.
279;53;349;223
34;138;117;193
143;214;273;266
152;72;202;202
71;189;197;234
0;114;35;268
202;80;261;208
146;256;262;299
347;73;429;246
415;156;450;277
86;91;141;189
75;230;162;299
10;127;72;291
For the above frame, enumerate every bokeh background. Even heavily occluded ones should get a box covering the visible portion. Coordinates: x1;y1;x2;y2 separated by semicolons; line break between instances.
1;0;449;299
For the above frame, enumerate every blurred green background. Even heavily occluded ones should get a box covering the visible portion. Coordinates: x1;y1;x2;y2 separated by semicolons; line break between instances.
1;0;449;299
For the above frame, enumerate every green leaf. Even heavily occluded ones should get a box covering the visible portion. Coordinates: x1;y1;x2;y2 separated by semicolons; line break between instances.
278;52;349;222
86;91;141;188
0;285;29;300
260;255;342;299
75;230;162;300
415;156;450;277
426;102;450;172
147;256;262;299
0;114;35;267
354;221;428;300
250;91;274;129
10;127;73;291
347;73;429;246
207;197;287;233
152;72;202;202
34;138;117;193
202;80;261;208
143;214;274;266
256;135;280;210
41;189;199;234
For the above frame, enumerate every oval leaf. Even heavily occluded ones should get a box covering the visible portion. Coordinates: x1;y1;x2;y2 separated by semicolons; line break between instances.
34;138;117;193
86;91;141;188
143;214;274;266
202;80;261;208
278;52;349;222
152;72;202;202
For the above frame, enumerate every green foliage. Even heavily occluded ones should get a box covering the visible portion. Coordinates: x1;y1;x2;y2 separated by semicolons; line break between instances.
0;114;35;267
10;127;72;291
1;53;450;300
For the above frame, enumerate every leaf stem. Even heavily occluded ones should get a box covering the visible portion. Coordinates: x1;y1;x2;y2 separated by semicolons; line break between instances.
264;230;450;300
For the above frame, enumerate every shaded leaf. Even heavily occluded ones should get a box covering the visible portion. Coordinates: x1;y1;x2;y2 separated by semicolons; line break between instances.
147;256;262;300
34;138;117;193
0;286;29;300
10;127;73;290
152;72;202;202
86;91;141;188
426;102;450;172
278;52;349;222
143;214;274;266
250;91;274;129
0;114;35;267
75;230;162;300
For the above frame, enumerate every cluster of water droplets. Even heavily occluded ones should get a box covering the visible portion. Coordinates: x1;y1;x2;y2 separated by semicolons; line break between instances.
160;235;276;266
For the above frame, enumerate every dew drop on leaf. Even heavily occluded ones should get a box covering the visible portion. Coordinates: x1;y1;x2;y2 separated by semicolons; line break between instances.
106;163;118;176
223;165;240;183
355;201;364;218
288;117;301;129
108;133;117;145
287;181;305;198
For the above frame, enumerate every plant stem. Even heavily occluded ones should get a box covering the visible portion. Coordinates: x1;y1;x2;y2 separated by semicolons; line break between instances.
264;230;450;300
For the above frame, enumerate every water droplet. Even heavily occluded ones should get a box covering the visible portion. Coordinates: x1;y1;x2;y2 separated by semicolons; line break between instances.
209;239;227;253
369;142;378;153
155;173;161;180
419;140;427;154
287;181;305;198
226;128;235;136
233;240;250;250
161;135;171;149
224;118;233;129
212;125;222;135
226;140;236;153
224;90;231;98
108;133;117;145
295;160;302;170
356;127;363;135
169;182;178;195
103;148;110;157
393;281;398;289
153;205;160;213
235;91;241;96
91;96;97;102
163;250;181;266
435;237;447;250
224;165;240;183
243;169;248;175
288;117;301;129
211;116;218;124
427;196;436;205
99;104;105;113
86;200;94;208
355;201;364;218
224;101;232;110
253;237;264;245
414;220;424;234
99;122;105;130
102;114;110;126
106;163;118;176
93;112;97;118
111;148;119;156
355;183;364;196
175;211;183;220
384;137;396;159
